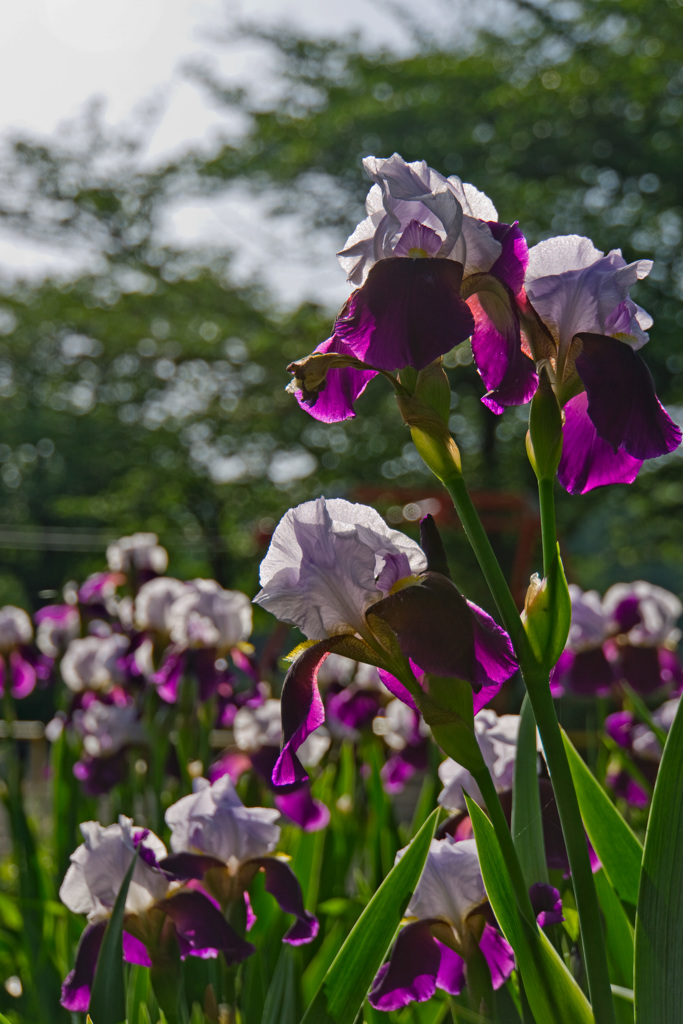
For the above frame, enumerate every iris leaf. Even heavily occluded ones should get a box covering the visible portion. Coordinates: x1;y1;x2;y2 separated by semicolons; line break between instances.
634;696;683;1023
466;795;594;1024
88;847;139;1024
511;694;548;887
562;730;642;906
299;806;439;1024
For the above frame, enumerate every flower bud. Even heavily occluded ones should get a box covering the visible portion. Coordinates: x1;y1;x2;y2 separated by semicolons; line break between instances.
527;366;563;481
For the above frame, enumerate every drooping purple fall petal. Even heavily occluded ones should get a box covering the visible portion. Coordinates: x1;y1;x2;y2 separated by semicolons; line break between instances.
369;920;442;1011
159;890;255;963
247;856;319;944
558;392;643;494
60;920;106;1012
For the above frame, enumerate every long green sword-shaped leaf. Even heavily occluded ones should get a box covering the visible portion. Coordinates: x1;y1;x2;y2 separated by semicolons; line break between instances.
562;729;643;906
511;694;548;888
88;846;139;1024
634;695;683;1023
466;795;594;1024
300;807;439;1024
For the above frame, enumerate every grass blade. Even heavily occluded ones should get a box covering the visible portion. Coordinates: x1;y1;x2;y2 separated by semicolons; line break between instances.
88;846;139;1024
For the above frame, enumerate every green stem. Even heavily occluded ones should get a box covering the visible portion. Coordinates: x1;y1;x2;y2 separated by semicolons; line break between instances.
538;477;557;576
443;469;616;1024
472;766;535;926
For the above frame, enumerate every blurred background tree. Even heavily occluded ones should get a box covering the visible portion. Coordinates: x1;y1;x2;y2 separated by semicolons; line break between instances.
0;0;681;609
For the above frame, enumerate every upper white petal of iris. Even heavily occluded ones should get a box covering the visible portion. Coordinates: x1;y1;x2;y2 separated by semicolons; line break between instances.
337;154;501;286
59;816;171;923
60;634;130;692
525;235;653;363
566;585;611;651
254;497;427;640
166;775;281;869
135;576;189;633
398;837;486;940
106;532;169;574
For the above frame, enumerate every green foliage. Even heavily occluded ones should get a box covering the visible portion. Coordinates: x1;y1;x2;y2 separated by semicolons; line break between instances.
634;696;683;1023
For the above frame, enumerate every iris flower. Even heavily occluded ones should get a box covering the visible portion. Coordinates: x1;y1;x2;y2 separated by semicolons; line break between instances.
287;154;525;422
253;498;517;786
517;235;681;492
369;837;515;1010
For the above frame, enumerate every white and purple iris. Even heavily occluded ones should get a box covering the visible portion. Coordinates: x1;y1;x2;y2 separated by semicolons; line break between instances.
161;775;319;945
518;236;681;493
253;498;517;786
59;816;252;1012
287;154;525;422
437;709;524;813
369;837;515;1010
0;605;46;700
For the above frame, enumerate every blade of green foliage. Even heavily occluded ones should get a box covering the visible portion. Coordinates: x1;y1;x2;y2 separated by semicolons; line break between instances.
511;694;548;887
300;807;439;1024
634;695;683;1023
594;871;634;1024
88;847;139;1024
466;795;594;1024
261;945;300;1024
562;730;643;905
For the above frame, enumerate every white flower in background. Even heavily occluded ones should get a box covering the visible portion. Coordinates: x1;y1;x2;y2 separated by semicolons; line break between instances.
603;580;682;646
106;532;169;574
168;580;252;651
0;606;32;651
166;775;280;870
135;577;189;633
254;497;427;640
438;710;524;812
565;585;611;651
60;634;130;693
73;701;146;758
373;698;431;751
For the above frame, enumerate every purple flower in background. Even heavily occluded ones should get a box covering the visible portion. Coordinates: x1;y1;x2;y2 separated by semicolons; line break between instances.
60;816;250;1012
372;698;430;794
369;837;514;1011
288;154;507;421
72;698;147;796
0;605;45;699
254;499;517;786
522;235;681;493
552;581;682;697
605;696;679;805
162;776;318;944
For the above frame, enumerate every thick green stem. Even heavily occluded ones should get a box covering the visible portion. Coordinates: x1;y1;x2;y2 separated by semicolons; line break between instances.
442;469;616;1024
538;477;557;576
472;766;535;926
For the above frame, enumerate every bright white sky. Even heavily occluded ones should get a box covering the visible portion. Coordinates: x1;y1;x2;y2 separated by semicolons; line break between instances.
0;0;463;305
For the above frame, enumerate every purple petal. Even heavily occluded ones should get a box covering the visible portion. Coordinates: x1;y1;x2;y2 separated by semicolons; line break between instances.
488;221;529;295
469;279;537;412
381;743;428;794
419;514;452;578
369;920;440;1011
326;687;381;731
612;595;642;633
529;883;564;927
272;640;331;787
616;645;667;695
549;649;573;697
158;852;225;880
468;601;519;693
575;333;682;460
159;890;255;963
123;931;152;967
479;923;515;989
293;335;377;423
274;787;331;832
61;920;106;1012
605;711;635;748
377;665;419;709
9;650;36;699
151;648;186;704
247;856;319;944
558;392;643;494
553;647;614;697
434;938;466;996
334;258;475;371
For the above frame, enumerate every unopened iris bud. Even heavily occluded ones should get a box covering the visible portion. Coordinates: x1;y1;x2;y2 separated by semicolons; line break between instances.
526;366;563;481
396;392;462;482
